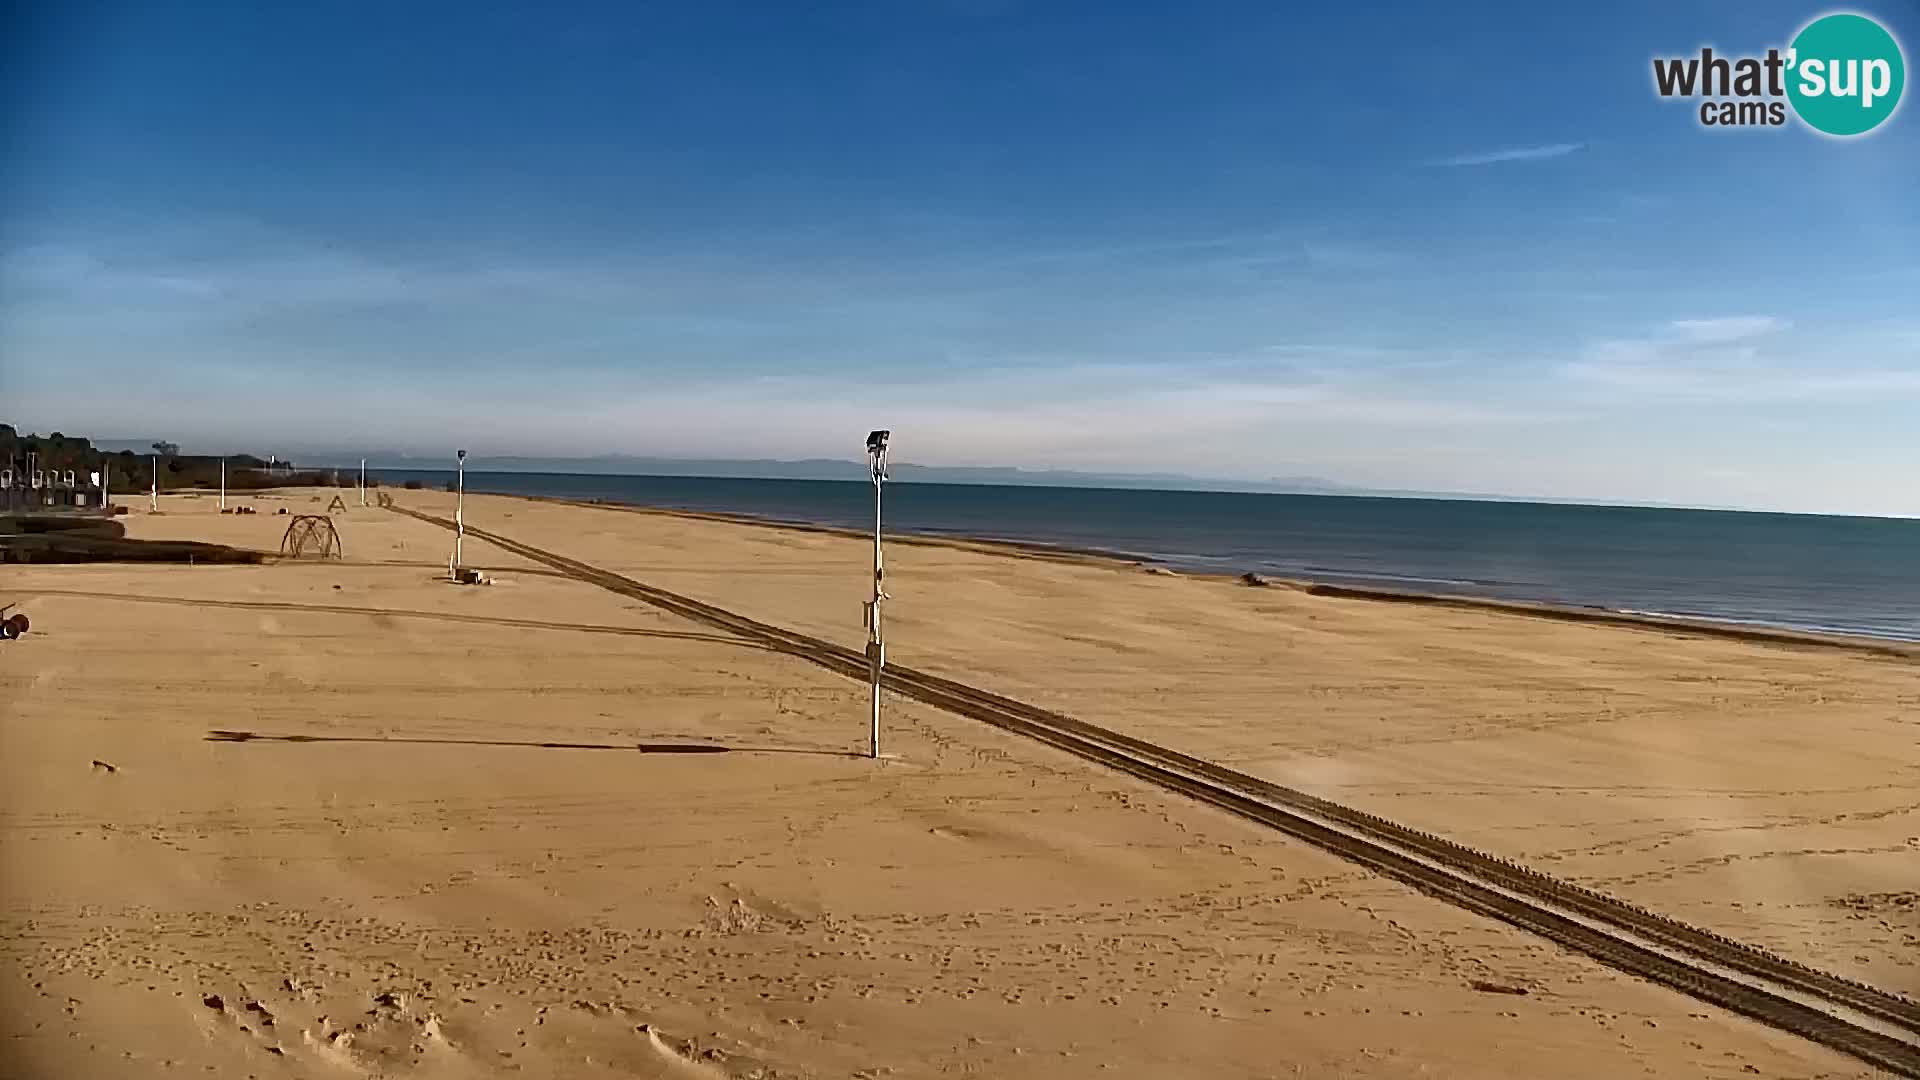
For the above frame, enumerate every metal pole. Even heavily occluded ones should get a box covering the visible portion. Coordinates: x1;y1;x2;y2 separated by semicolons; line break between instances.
360;458;367;506
219;458;226;511
863;429;889;760
150;455;158;512
453;449;466;577
869;468;883;758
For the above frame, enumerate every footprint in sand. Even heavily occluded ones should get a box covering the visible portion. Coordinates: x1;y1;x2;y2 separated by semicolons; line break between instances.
199;991;291;1057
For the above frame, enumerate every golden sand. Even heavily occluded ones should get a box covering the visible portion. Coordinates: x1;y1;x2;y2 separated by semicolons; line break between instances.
2;487;1910;1078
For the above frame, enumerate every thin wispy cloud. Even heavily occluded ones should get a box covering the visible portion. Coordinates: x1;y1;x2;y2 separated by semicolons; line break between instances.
1562;361;1920;400
1572;315;1789;369
1300;242;1410;272
0;242;222;298
1668;316;1789;344
2;336;1547;475
1561;318;1918;402
1427;142;1587;167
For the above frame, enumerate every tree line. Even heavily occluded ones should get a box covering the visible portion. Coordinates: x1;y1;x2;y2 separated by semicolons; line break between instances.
1;424;376;493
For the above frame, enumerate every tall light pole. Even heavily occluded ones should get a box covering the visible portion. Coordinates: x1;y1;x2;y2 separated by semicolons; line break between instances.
863;430;891;760
451;448;467;579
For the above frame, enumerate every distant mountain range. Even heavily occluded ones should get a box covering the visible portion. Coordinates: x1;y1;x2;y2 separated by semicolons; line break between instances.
82;441;1773;513
288;452;1380;495
85;440;1493;497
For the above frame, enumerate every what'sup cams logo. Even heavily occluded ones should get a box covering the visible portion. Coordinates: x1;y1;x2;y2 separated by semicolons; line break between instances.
1653;11;1906;136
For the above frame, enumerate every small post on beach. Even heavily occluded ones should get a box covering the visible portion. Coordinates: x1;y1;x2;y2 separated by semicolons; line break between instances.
451;448;467;579
219;458;227;511
360;458;367;506
863;429;891;760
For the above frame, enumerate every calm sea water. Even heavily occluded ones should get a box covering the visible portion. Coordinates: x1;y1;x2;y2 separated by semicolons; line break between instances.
380;471;1920;642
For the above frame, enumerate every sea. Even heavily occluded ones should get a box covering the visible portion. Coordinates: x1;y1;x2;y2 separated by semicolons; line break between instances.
375;471;1920;643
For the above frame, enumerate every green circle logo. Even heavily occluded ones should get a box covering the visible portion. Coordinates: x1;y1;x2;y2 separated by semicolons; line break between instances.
1786;13;1906;136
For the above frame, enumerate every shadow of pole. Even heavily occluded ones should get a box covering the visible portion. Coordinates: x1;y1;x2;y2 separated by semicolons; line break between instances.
205;729;864;758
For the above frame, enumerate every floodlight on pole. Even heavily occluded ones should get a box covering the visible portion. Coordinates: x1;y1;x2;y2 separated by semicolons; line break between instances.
451;448;467;579
862;429;891;760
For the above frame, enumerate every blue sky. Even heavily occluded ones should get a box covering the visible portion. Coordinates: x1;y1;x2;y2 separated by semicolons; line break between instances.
3;1;1917;513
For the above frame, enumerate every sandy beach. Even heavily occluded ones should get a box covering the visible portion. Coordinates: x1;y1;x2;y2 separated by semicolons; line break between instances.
2;487;1912;1078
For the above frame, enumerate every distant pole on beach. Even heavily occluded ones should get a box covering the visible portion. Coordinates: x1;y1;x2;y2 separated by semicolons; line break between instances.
452;448;467;578
149;454;158;512
219;458;227;511
863;429;891;759
360;458;367;506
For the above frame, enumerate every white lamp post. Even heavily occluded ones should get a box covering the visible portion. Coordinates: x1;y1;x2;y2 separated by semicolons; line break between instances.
451;448;467;578
862;429;891;760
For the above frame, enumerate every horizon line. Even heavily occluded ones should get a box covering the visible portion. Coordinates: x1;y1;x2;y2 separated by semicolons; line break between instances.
26;437;1917;522
316;460;1918;522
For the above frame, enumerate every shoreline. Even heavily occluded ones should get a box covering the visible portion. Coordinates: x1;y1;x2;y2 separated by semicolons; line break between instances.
68;483;1920;658
1288;582;1920;660
490;490;1920;660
